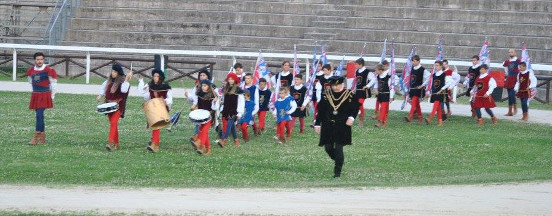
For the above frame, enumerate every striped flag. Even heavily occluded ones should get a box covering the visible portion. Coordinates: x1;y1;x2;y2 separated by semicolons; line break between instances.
478;37;491;67
320;44;328;65
390;40;396;92
521;42;532;70
380;39;387;64
253;51;269;86
400;46;417;110
426;36;444;97
334;55;345;76
292;44;299;85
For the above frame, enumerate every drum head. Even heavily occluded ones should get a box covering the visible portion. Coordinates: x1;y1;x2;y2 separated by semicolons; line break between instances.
97;102;119;114
189;109;211;120
97;102;118;109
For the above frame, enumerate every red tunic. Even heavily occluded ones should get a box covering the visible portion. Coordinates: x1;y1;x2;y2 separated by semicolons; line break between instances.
503;59;521;89
474;75;496;109
516;72;531;98
105;82;129;118
27;66;58;110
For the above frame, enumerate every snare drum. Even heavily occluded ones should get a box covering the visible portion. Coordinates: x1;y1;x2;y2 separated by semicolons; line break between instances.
97;102;119;114
189;109;211;125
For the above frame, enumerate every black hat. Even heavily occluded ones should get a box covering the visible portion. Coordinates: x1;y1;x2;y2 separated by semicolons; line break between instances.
198;68;212;81
329;76;345;85
199;79;212;87
112;64;124;76
152;68;165;81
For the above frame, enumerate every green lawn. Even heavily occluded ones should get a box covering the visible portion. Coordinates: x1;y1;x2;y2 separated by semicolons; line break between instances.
0;91;551;189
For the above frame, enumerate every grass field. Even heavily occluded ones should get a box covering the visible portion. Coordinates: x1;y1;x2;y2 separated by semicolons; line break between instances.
0;91;551;189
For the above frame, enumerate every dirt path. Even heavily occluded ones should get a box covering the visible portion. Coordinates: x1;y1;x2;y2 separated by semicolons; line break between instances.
1;183;551;215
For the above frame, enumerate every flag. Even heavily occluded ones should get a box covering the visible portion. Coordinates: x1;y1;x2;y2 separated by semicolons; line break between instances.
270;76;281;110
359;42;367;58
380;39;387;64
426;36;444;97
292;44;299;85
228;56;237;74
521;42;532;70
478;37;491;67
320;44;328;65
390;40;396;92
253;51;269;85
307;45;319;99
400;46;417;110
334;55;345;76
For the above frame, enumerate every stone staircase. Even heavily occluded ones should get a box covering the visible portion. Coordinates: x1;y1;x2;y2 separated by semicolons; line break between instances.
4;0;552;79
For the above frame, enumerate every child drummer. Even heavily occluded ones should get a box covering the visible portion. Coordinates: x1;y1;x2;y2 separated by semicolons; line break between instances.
138;68;173;153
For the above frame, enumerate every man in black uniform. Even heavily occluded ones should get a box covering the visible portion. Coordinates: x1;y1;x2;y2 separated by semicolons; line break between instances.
314;76;360;178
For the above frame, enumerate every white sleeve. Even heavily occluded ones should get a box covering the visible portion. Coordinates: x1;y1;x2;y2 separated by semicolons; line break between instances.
452;72;461;85
503;61;508;73
366;72;377;88
271;76;277;88
120;81;130;93
211;96;219;111
514;74;520;92
49;77;58;99
253;87;259;115
422;70;431;87
165;89;173;108
302;95;311;107
187;87;198;105
529;71;538;89
315;82;322;103
486;78;497;96
287;99;298;114
237;94;245;117
138;79;151;101
441;76;453;91
99;80;108;96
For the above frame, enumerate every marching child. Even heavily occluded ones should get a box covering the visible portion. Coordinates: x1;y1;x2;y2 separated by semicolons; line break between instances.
290;74;310;135
374;64;394;127
237;90;256;142
473;64;498;125
273;87;297;144
514;62;537;121
191;80;218;155
425;61;453;126
257;78;272;134
218;73;245;147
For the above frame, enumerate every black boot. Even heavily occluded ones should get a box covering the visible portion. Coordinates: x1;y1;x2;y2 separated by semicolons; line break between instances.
333;163;343;178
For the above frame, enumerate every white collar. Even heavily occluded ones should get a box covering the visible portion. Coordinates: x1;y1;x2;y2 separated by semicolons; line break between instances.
413;65;422;70
357;67;366;73
435;70;444;76
323;74;332;79
378;69;389;78
520;70;529;74
245;84;255;88
293;84;304;90
471;63;482;69
316;71;324;76
479;73;489;78
280;71;290;76
34;65;46;71
510;56;518;61
259;86;268;91
277;95;291;101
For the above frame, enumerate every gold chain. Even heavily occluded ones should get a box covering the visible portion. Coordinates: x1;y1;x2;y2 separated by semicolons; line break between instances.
326;89;351;112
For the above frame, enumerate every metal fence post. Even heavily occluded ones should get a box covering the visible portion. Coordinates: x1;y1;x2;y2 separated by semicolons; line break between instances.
12;49;17;81
85;52;90;84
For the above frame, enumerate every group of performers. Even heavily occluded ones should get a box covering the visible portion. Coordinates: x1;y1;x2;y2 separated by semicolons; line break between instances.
25;49;539;177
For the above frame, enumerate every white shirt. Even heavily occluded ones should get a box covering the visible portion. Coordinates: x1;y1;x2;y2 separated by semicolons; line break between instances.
373;70;396;99
99;80;130;96
315;74;332;103
514;70;537;92
478;73;497;96
138;78;173;109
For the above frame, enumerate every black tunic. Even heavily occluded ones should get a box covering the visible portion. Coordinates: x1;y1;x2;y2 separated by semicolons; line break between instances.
409;66;425;98
276;72;294;88
467;65;482;96
315;89;360;146
377;74;391;102
291;85;307;117
430;72;447;103
355;68;372;99
221;87;244;118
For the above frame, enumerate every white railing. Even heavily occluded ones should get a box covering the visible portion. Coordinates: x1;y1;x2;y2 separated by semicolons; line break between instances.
2;43;552;83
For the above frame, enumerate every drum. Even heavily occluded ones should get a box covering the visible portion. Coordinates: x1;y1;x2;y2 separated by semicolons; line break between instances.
189;109;211;125
143;98;170;130
97;102;118;114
